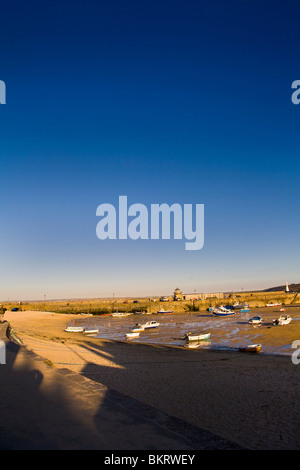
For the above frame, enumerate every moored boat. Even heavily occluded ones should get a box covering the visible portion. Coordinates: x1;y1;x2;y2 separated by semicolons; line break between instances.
212;306;235;316
248;316;262;325
184;340;211;349
157;308;173;314
126;331;140;338
184;332;211;342
140;321;160;329
273;315;292;326
131;324;145;332
83;328;99;334
239;344;262;353
232;302;249;310
111;312;131;317
64;326;84;333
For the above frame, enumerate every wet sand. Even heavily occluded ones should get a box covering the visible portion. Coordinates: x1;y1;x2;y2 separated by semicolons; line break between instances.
4;308;300;450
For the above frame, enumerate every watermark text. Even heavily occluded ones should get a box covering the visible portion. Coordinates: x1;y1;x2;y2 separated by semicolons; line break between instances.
96;196;204;251
0;80;6;104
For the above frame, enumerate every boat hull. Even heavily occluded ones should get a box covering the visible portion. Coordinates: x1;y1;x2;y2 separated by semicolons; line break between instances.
64;327;84;333
185;333;211;342
141;321;160;329
126;332;140;338
212;311;235;316
239;344;261;353
273;316;292;326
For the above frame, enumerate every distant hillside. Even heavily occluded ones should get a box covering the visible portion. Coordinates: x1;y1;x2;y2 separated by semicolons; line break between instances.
263;283;300;292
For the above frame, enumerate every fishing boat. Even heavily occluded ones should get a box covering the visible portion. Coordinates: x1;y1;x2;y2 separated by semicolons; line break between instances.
126;331;140;338
239;344;262;353
83;328;99;334
140;321;160;329
212;306;235;316
273;315;292;326
183;332;211;342
157;308;173;314
248;316;262;325
64;326;84;333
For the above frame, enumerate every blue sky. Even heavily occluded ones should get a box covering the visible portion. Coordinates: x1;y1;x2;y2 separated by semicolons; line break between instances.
1;0;300;300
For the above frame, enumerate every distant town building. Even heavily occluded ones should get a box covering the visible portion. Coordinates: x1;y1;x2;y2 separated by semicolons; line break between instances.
172;288;224;301
184;292;224;301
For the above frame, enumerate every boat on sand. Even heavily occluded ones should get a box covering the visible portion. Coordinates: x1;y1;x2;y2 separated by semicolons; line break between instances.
273;315;292;326
212;306;235;316
239;344;261;353
112;312;131;317
157;308;173;314
83;328;99;334
248;316;262;325
126;332;140;338
183;332;211;342
140;321;160;329
131;324;145;332
64;326;84;333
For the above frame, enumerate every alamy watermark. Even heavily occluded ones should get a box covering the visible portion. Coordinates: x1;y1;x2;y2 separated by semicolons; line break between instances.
291;340;300;365
291;80;300;104
0;80;6;104
96;196;204;251
0;340;6;364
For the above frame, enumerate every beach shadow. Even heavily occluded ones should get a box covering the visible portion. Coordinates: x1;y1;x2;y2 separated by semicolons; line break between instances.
75;340;243;449
0;326;119;449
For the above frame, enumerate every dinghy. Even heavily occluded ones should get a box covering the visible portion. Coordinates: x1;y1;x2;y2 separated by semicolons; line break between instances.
64;326;84;333
239;344;261;353
183;332;211;342
248;316;262;325
126;331;140;338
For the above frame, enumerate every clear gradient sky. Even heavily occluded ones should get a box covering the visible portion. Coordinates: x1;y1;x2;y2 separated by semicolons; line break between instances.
1;0;300;300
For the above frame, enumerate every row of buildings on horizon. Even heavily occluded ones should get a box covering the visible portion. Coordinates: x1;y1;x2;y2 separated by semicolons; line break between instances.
161;283;292;302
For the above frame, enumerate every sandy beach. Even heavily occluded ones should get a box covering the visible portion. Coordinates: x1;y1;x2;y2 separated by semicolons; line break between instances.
4;308;300;450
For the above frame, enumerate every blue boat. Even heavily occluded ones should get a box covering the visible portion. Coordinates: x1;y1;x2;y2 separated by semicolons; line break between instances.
212;307;235;316
240;308;250;313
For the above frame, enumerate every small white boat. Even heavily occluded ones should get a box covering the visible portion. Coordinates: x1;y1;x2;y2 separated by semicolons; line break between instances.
184;340;211;349
64;326;84;333
126;332;140;338
273;315;292;326
111;312;131;317
140;321;160;329
184;332;211;342
248;316;262;325
266;302;282;307
83;328;99;334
